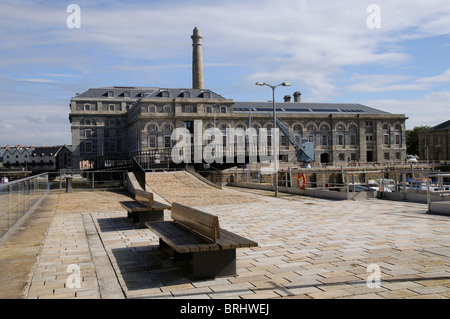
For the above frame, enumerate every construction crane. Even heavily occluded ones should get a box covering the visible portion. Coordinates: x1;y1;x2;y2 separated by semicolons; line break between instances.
268;113;315;167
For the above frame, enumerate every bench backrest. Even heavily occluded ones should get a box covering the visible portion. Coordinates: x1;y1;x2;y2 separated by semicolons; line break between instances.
171;202;220;243
135;189;154;206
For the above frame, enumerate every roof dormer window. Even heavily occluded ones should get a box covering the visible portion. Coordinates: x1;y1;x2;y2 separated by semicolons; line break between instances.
161;90;170;98
203;91;211;99
107;91;114;98
183;91;191;98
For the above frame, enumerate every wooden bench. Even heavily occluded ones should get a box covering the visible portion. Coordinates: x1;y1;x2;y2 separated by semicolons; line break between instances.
120;189;171;228
146;202;258;279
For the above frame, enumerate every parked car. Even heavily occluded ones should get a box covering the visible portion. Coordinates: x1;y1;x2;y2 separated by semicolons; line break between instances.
406;155;418;164
350;184;378;192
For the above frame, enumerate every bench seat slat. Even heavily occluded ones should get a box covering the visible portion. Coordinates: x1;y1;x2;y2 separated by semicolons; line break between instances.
120;200;171;212
217;229;258;249
147;221;219;253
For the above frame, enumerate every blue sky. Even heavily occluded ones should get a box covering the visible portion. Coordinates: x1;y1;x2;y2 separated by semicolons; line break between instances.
0;0;449;146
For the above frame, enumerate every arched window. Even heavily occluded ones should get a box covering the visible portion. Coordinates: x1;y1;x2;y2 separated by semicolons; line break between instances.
307;124;316;142
147;124;157;132
336;124;345;146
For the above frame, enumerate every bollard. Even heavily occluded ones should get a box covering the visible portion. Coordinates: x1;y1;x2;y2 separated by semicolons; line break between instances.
66;176;73;193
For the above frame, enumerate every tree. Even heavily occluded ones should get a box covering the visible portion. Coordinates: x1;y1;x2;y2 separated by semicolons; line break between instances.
406;126;430;156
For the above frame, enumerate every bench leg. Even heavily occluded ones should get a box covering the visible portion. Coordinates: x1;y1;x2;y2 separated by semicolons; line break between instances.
192;249;236;279
127;211;139;223
137;210;164;228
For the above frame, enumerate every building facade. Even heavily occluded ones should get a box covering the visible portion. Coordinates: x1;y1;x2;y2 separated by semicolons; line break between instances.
69;28;407;169
1;145;73;171
69;86;407;169
419;120;450;162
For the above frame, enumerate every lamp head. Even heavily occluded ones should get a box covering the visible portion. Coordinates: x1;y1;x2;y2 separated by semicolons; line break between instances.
281;82;292;87
255;81;266;86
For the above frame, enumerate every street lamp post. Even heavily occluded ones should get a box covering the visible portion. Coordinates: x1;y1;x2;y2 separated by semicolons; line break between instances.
255;81;291;197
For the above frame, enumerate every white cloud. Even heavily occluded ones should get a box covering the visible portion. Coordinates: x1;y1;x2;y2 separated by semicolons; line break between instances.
1;0;450;145
365;91;450;129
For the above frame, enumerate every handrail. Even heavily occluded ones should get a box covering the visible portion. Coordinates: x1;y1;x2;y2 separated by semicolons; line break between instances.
132;156;146;190
0;173;49;245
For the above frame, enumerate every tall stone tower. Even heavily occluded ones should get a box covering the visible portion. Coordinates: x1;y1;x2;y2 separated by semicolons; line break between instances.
191;27;204;89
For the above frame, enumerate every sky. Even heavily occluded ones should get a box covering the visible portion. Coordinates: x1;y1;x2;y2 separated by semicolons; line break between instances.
0;0;449;147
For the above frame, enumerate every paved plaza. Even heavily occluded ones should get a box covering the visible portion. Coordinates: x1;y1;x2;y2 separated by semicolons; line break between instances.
1;171;450;299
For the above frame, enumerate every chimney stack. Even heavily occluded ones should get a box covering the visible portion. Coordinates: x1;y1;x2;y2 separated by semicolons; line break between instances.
293;91;302;102
191;27;204;90
284;95;291;102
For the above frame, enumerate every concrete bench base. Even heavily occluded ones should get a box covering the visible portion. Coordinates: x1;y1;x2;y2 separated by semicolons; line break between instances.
429;201;450;216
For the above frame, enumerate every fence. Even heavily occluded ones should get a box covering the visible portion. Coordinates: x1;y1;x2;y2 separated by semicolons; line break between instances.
49;170;128;191
0;173;49;245
202;167;447;201
427;173;450;215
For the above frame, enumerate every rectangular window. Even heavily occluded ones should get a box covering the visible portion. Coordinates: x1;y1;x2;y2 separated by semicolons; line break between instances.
395;134;400;145
322;135;328;146
350;135;356;146
148;136;156;148
85;142;92;153
164;136;171;148
338;135;344;146
383;134;389;145
384;152;390;160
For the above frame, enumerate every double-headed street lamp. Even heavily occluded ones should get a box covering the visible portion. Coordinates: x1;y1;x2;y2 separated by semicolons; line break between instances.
255;81;291;197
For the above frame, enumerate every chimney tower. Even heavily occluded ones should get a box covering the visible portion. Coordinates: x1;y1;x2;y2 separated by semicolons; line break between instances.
293;91;302;102
191;27;204;89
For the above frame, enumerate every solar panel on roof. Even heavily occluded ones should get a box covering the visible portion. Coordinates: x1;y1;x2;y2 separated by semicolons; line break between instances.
310;109;340;112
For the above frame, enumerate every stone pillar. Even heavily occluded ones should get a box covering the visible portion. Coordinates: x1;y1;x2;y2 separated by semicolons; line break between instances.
192;27;204;90
358;118;367;163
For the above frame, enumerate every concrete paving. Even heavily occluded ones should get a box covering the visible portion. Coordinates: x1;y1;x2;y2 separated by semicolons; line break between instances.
1;171;449;299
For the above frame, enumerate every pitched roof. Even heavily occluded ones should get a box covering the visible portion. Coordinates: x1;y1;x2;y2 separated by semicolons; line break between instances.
31;146;70;157
430;119;450;130
73;87;226;100
233;101;390;115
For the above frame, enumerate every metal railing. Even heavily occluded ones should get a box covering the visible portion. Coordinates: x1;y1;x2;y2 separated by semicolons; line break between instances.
0;173;49;245
49;170;128;190
427;173;450;212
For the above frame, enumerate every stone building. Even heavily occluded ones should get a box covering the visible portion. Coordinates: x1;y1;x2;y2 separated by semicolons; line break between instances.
69;28;407;169
419;120;450;162
28;145;73;172
1;145;73;171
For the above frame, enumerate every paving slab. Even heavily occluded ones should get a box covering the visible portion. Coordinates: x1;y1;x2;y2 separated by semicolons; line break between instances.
1;171;449;299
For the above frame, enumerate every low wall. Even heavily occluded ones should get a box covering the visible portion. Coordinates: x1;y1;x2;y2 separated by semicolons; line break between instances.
228;182;374;201
429;201;450;215
381;190;450;203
